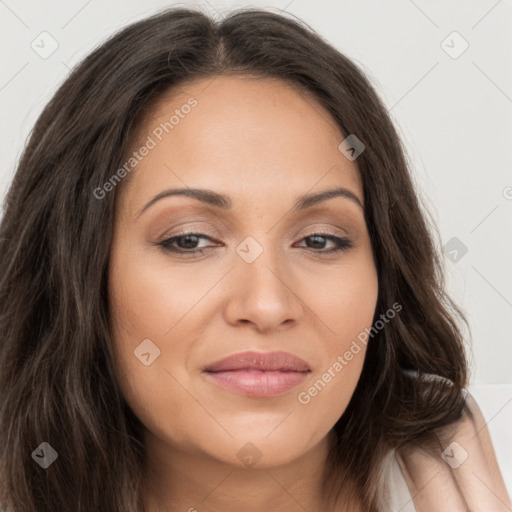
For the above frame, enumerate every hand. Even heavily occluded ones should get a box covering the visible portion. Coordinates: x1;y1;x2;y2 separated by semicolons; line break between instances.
395;391;512;511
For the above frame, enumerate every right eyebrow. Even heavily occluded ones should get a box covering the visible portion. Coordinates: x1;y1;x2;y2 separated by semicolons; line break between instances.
137;188;231;218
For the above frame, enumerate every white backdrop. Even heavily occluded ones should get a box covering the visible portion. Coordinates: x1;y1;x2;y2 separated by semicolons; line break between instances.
1;0;511;494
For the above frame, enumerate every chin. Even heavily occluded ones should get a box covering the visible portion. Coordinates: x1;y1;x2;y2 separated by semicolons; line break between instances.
190;423;325;469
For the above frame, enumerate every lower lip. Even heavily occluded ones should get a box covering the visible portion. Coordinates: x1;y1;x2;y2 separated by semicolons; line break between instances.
203;369;309;398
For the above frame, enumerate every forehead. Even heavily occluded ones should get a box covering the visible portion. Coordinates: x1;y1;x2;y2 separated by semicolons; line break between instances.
120;75;362;213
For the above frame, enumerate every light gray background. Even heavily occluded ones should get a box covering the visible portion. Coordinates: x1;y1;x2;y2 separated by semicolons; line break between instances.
1;0;511;492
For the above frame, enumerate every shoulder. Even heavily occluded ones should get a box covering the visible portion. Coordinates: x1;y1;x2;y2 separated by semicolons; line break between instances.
395;390;512;511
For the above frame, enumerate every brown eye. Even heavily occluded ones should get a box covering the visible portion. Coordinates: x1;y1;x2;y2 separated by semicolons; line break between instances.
157;232;219;255
296;233;353;253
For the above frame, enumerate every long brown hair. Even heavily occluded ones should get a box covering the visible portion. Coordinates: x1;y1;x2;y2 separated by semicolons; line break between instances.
0;7;469;511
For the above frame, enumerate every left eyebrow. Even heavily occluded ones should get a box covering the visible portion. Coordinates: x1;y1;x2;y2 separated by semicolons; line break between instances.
292;187;363;211
136;186;363;218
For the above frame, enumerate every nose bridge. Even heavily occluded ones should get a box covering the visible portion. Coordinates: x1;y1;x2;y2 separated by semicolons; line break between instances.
224;233;302;332
240;238;285;290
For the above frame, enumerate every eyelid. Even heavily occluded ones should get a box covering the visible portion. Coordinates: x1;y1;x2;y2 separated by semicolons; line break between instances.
289;222;352;246
160;224;348;243
158;222;223;241
298;226;346;237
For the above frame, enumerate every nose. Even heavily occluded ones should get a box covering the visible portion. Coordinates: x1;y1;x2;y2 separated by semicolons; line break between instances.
223;244;304;334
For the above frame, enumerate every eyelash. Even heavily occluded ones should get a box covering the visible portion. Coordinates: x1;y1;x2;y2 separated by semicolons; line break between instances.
156;230;353;256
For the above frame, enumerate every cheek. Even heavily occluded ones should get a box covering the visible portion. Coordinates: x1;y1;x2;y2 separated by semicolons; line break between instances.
308;249;378;351
108;247;200;446
297;251;378;415
108;246;213;356
294;346;367;444
293;306;374;439
107;238;230;419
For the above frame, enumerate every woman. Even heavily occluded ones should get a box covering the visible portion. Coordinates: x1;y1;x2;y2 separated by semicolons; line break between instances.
0;7;509;512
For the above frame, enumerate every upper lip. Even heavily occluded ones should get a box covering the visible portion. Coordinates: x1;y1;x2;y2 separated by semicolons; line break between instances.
203;351;311;372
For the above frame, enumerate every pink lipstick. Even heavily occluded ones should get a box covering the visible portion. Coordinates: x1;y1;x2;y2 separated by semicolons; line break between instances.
202;351;311;398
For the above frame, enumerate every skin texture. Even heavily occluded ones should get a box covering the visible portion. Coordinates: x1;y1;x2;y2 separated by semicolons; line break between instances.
108;74;379;511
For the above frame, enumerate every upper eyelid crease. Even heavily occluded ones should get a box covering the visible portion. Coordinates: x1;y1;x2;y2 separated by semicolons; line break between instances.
136;186;364;218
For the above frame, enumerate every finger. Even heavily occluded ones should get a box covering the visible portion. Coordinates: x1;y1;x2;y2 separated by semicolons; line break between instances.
433;392;512;511
396;439;468;512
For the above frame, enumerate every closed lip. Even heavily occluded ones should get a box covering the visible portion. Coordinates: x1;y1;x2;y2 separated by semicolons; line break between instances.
203;350;311;373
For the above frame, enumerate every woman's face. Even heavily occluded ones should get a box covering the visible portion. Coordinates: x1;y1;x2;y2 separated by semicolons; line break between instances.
108;75;378;469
